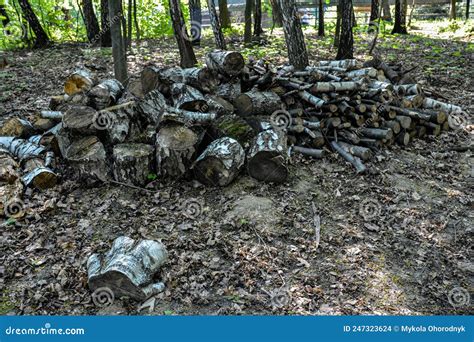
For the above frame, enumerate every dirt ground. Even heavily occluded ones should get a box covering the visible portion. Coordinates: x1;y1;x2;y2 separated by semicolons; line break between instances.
0;22;472;315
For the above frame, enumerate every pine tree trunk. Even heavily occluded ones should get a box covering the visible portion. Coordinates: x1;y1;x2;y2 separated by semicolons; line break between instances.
370;0;380;22
254;0;263;36
82;0;100;45
100;0;112;47
18;0;50;48
336;0;354;60
218;0;231;29
450;0;456;19
278;0;309;70
244;0;253;44
108;0;128;83
189;0;202;45
318;0;325;36
381;0;391;20
270;0;283;27
208;0;226;49
169;0;198;68
392;0;408;34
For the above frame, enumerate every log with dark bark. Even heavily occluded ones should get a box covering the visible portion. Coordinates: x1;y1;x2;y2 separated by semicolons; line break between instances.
88;79;124;110
247;129;288;183
234;90;281;116
113;143;155;186
155;124;201;178
193;137;245;186
65;136;109;181
291;145;325;158
206;95;235;116
171;83;207;112
205;50;245;77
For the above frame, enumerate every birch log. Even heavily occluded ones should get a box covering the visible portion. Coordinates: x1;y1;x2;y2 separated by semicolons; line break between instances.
113;144;155;186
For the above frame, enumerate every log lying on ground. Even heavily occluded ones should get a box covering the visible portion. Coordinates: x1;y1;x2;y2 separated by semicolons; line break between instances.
65;136;109;181
234;90;281;116
422;97;462;114
0;180;25;218
0;117;35;138
247;129;288;183
64;69;95;95
291;146;325;158
87;236;168;301
140;66;183;96
62;106;99;135
181;67;218;93
22;156;57;190
156;124;200;178
171;83;207;112
331;141;366;174
206;95;234;116
0;147;20;183
98;101;136;145
113;144;154;186
205;50;245;77
193;137;245;186
88;79;124;110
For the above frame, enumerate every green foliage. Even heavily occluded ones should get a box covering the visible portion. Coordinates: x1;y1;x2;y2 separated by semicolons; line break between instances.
438;20;461;33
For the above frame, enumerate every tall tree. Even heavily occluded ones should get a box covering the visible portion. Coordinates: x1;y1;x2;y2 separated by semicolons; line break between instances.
334;3;341;47
254;0;263;36
100;0;111;47
318;0;325;36
108;0;128;83
127;0;133;49
82;0;100;44
133;0;140;41
218;0;231;29
450;0;456;19
169;0;197;68
370;0;380;23
270;0;283;27
392;0;408;34
278;0;308;70
18;0;49;48
381;0;391;21
244;0;252;44
467;0;471;19
336;0;354;60
188;0;202;45
208;0;226;49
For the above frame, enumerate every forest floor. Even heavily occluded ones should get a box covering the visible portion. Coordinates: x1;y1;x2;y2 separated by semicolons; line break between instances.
0;20;473;315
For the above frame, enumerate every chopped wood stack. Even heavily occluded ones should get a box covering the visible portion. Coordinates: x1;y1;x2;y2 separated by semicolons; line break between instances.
0;51;467;214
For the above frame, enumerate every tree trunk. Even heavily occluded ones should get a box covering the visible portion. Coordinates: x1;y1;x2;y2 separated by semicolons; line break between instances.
370;0;380;22
467;0;471;19
244;0;253;44
82;0;100;44
336;0;354;60
318;0;325;36
392;0;408;34
254;0;263;36
270;0;283;27
450;0;456;19
18;0;50;48
188;0;202;45
334;4;341;47
208;0;226;49
169;0;198;68
133;0;140;41
218;0;231;29
108;0;128;84
100;0;111;47
381;0;391;20
127;0;133;49
278;0;309;70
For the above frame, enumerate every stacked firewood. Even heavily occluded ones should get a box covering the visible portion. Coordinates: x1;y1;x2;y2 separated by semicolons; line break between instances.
0;50;465;215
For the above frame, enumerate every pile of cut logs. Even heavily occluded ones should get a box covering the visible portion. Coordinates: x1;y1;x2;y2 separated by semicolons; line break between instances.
0;50;465;215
